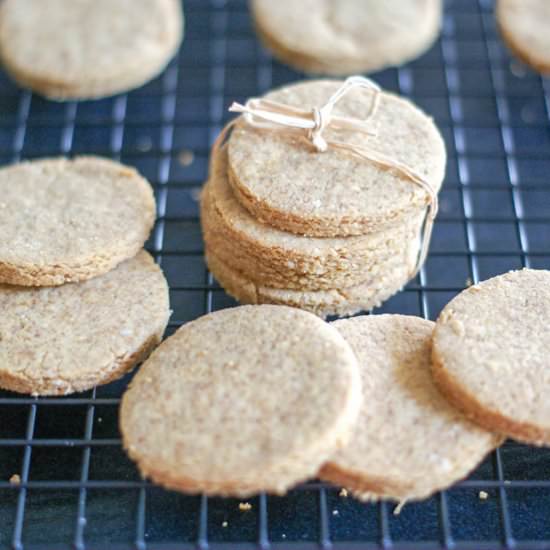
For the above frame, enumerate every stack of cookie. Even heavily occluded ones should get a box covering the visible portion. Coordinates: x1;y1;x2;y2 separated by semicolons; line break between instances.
201;78;446;318
0;156;171;396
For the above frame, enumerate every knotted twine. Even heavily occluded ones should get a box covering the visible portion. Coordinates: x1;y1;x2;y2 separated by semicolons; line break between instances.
213;76;438;277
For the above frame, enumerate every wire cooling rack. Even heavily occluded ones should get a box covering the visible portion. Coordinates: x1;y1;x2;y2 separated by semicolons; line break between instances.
1;0;550;548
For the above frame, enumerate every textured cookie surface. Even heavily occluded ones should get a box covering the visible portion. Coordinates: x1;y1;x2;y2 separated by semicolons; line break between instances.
0;156;156;286
228;80;446;237
0;0;183;99
497;0;550;74
201;150;422;290
251;0;441;75
205;248;414;319
321;315;501;502
0;251;170;396
432;269;550;446
121;305;362;496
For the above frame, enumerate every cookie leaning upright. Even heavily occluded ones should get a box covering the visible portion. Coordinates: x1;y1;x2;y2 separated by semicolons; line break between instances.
320;315;501;502
432;269;550;446
227;79;446;237
0;156;156;286
0;251;170;396
120;305;362;496
0;0;183;100
496;0;550;74
251;0;442;76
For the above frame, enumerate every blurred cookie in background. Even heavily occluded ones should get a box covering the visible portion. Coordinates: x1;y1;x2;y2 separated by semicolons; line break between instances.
497;0;550;74
0;0;184;100
250;0;442;75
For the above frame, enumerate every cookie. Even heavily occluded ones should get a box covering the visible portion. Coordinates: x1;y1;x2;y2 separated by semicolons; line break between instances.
0;251;170;396
227;79;446;237
497;0;550;74
201;151;423;290
120;304;362;496
0;0;183;99
205;248;414;319
320;315;502;502
0;156;156;286
251;0;442;76
432;269;550;446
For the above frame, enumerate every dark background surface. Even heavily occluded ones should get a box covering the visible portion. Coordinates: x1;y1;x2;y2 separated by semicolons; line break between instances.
1;0;550;548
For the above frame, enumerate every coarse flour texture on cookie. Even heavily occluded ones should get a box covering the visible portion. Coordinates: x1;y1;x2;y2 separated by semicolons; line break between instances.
201;149;423;290
0;0;183;99
320;315;501;502
432;269;550;446
0;156;156;286
204;248;415;319
251;0;442;75
497;0;550;74
121;305;362;496
227;80;446;237
0;251;170;396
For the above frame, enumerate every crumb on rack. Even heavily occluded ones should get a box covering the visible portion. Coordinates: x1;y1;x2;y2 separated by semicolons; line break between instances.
332;509;339;516
393;500;407;515
479;490;489;500
178;149;195;167
239;502;252;512
222;520;228;528
339;488;348;498
136;136;153;152
9;474;21;485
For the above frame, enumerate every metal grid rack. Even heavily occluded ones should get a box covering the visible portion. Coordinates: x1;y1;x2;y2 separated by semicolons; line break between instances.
1;0;550;548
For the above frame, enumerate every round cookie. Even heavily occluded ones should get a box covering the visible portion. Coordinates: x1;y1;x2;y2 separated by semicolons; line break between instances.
227;79;446;237
0;156;156;286
432;269;550;446
120;305;362;496
205;248;415;319
320;315;502;502
251;0;442;76
0;0;183;100
0;251;170;396
200;151;423;290
497;0;550;74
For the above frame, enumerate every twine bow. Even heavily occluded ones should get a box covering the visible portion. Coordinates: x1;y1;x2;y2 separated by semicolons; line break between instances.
216;76;438;278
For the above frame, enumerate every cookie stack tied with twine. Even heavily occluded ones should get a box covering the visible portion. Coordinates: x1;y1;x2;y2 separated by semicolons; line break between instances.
201;77;446;318
0;156;171;396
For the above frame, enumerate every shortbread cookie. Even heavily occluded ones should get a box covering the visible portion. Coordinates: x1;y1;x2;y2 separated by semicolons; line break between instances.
120;305;362;496
251;0;442;76
227;80;446;237
0;156;156;286
432;269;550;446
321;315;502;502
201;156;422;290
497;0;550;74
205;249;414;318
0;251;170;396
0;0;183;99
204;210;417;291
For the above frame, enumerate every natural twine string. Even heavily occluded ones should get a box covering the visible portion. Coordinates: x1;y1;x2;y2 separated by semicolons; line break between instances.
212;76;438;278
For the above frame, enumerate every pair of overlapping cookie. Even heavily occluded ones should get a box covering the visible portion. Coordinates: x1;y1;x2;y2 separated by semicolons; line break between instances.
201;77;446;317
0;157;170;396
122;268;550;503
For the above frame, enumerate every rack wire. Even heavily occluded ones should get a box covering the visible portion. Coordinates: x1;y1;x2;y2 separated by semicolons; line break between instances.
1;0;550;548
